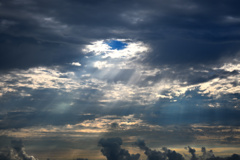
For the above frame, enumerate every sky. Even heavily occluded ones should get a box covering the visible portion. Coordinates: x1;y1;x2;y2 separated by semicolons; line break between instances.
1;0;240;160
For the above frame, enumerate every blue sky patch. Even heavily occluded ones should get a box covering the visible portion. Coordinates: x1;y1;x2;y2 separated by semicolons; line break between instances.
106;40;127;50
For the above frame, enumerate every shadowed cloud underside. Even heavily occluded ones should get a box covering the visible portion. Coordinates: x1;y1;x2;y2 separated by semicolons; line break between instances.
1;0;240;159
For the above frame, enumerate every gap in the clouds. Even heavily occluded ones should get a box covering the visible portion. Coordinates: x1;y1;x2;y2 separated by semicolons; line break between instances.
105;40;127;50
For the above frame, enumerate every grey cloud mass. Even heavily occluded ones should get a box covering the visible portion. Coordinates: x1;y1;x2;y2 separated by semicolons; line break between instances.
98;138;140;160
0;137;239;160
135;139;184;160
0;0;240;70
1;0;240;159
0;140;37;160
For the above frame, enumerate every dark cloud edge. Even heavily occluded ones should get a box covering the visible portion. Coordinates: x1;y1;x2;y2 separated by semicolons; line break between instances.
1;137;240;160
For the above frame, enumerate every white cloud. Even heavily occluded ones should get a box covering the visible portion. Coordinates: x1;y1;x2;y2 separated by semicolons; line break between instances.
208;103;220;108
0;67;104;97
82;40;111;55
198;76;240;98
71;62;82;66
101;79;191;105
93;61;113;69
218;63;240;72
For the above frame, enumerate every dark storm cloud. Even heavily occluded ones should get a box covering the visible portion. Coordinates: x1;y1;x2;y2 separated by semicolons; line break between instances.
0;138;91;160
201;147;215;160
0;140;37;160
162;147;185;160
135;139;240;160
136;93;240;126
206;154;240;160
98;137;140;160
1;137;240;160
1;1;240;158
0;34;84;70
139;65;239;87
146;39;240;66
0;111;95;129
10;140;37;160
1;0;240;70
0;87;103;129
188;146;197;160
135;139;184;160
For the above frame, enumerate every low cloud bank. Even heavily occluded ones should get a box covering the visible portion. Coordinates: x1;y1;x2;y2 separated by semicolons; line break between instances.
1;138;239;160
98;137;140;160
0;140;37;160
135;139;240;160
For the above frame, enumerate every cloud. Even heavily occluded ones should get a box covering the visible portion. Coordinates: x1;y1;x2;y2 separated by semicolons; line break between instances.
1;0;240;71
135;139;240;160
206;154;240;160
162;147;185;160
98;137;140;160
0;139;89;160
188;146;197;160
10;140;37;160
135;139;184;160
0;140;37;160
1;138;240;160
71;62;82;67
0;34;84;71
200;147;215;160
0;110;95;129
1;1;240;159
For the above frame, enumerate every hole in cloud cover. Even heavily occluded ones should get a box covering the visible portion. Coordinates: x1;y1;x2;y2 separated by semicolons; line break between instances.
105;40;128;50
83;39;148;59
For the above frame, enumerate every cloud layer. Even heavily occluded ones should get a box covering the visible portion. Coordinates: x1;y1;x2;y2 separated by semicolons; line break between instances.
1;138;239;160
1;0;240;159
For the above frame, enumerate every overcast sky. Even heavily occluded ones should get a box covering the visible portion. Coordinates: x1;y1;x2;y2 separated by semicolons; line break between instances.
1;0;240;160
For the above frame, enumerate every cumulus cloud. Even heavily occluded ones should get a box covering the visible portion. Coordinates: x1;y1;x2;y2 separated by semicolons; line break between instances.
0;140;37;160
162;147;185;160
200;147;215;160
0;139;89;160
1;138;240;160
71;62;82;67
135;139;184;160
187;146;197;160
135;139;240;160
98;137;140;160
